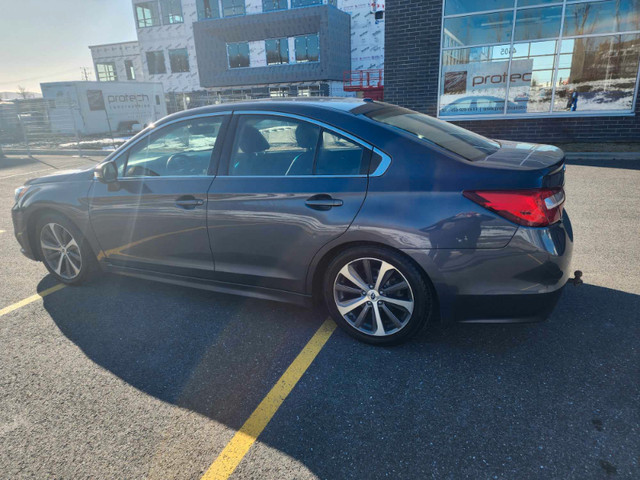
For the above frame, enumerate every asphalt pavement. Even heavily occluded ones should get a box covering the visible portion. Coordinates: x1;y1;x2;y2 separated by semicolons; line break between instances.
1;154;638;479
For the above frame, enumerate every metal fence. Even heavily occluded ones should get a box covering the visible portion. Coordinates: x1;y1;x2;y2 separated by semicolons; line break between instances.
0;98;125;156
0;85;331;157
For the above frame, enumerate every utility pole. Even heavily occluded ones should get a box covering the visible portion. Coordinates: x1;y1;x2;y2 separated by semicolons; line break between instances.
80;67;92;81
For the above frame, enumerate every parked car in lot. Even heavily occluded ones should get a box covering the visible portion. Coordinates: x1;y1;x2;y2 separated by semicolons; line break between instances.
12;99;572;345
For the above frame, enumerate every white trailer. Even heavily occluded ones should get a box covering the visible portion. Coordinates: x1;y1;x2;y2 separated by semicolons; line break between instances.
40;81;167;136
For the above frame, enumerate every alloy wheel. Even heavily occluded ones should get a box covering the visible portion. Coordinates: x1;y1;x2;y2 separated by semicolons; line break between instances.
40;223;82;280
333;257;414;337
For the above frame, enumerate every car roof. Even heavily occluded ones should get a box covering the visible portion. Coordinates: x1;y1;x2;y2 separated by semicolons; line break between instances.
156;97;372;126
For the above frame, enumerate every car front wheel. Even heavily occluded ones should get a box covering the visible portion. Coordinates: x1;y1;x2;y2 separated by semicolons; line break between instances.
323;246;433;345
36;214;95;285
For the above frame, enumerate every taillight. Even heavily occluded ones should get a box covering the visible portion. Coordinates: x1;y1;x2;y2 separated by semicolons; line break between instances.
463;188;565;227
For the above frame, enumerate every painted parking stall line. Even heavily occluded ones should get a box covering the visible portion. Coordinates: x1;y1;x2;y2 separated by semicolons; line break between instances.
0;284;65;318
201;318;337;480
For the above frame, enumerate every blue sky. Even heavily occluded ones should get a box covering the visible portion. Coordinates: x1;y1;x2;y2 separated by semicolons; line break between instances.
0;0;137;93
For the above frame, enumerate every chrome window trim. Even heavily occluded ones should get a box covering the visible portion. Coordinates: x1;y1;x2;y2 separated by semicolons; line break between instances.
226;110;391;178
232;110;373;150
100;111;232;180
371;148;392;177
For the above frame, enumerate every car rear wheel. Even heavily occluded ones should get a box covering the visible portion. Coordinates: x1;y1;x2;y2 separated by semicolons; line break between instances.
323;246;433;345
36;214;95;285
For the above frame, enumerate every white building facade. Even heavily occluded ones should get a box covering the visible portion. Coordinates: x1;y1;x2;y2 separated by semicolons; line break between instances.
89;0;385;107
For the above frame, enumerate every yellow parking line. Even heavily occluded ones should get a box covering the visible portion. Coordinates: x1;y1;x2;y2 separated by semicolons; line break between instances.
0;284;65;318
201;318;337;480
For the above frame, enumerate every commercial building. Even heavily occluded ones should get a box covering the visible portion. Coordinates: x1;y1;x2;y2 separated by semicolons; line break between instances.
89;0;386;108
385;0;640;142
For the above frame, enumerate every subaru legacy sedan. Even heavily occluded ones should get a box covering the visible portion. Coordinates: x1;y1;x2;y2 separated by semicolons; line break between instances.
12;99;572;345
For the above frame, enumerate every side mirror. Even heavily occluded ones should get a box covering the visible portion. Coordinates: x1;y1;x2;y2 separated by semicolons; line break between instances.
95;161;118;184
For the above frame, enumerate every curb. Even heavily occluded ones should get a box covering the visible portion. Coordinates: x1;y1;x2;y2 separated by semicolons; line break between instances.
564;152;640;161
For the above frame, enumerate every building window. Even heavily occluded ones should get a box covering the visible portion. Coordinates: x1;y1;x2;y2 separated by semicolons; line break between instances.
169;48;190;73
266;38;289;65
197;0;220;19
291;0;322;7
135;2;160;28
124;60;136;80
439;0;640;118
160;0;183;24
146;51;167;74
295;34;319;63
221;0;245;17
227;42;250;68
263;0;287;12
96;62;117;81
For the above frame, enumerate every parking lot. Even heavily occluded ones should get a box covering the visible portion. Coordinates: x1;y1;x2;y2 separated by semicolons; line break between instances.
1;154;639;479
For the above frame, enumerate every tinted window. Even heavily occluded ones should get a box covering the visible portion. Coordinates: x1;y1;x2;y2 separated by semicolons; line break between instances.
295;34;319;63
227;42;250;68
146;51;166;74
169;48;190;73
228;116;321;176
361;104;500;161
197;0;220;19
316;131;366;175
263;0;287;11
266;38;289;65
123;117;224;177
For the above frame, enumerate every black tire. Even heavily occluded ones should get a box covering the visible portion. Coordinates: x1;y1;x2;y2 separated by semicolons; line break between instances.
35;213;97;285
323;245;434;345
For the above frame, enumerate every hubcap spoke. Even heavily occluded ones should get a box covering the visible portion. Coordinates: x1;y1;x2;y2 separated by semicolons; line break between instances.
382;280;408;294
335;283;363;295
336;295;368;316
353;303;371;328
371;302;386;336
48;223;63;246
374;261;395;291
362;259;374;286
55;253;64;276
41;241;62;251
382;296;414;314
339;264;369;292
66;255;81;276
380;303;404;329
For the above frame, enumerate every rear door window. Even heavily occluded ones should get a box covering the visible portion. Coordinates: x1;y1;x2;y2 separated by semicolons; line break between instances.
315;131;366;176
228;115;321;176
227;114;369;176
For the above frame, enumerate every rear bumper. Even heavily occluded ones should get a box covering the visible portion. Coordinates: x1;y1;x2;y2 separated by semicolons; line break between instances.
403;210;573;323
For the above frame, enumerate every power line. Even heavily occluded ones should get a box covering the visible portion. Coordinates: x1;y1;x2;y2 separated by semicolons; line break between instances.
0;68;82;87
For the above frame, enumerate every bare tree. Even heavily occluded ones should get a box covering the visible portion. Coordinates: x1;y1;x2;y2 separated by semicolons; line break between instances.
17;85;29;99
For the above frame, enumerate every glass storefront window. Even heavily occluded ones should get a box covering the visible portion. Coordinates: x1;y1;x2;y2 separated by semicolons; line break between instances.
553;34;640;112
439;0;640;118
443;12;513;47
444;0;514;16
563;0;640;37
514;6;562;42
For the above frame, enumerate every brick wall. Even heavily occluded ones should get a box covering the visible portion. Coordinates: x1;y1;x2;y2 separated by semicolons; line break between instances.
384;0;640;143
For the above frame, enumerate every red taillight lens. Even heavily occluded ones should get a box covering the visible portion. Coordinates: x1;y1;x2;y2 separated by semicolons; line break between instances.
463;188;565;227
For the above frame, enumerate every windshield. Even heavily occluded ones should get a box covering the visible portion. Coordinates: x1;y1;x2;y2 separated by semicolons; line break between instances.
359;104;500;161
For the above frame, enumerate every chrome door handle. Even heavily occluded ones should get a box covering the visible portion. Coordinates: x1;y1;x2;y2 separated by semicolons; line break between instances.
175;197;204;209
305;194;343;211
